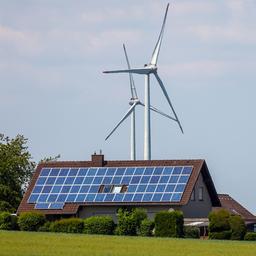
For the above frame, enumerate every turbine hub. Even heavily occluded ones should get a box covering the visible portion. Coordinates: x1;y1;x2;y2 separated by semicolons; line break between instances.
145;64;157;73
129;98;139;105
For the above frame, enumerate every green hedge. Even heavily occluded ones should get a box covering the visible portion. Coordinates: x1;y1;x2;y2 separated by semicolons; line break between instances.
244;232;256;241
115;208;137;236
208;209;247;240
184;226;200;239
84;216;115;235
154;210;184;238
18;212;46;231
0;212;18;230
139;219;154;237
115;208;147;236
38;221;52;232
229;215;246;240
50;218;84;233
209;230;231;240
209;209;230;233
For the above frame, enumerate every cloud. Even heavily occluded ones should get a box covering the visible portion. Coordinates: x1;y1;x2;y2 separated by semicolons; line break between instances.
174;1;218;15
81;5;144;24
187;24;256;44
0;25;42;57
160;59;256;82
181;1;256;44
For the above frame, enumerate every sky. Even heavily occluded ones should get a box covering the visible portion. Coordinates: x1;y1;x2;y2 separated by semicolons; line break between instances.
1;0;256;213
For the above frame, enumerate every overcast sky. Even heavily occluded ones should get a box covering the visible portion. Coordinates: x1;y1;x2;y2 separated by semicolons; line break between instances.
1;0;256;213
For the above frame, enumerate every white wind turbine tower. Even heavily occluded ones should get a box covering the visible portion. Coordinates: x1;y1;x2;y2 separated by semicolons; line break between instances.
104;3;183;160
105;44;177;160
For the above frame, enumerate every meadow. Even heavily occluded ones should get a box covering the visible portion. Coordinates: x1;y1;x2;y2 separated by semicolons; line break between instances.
0;231;256;256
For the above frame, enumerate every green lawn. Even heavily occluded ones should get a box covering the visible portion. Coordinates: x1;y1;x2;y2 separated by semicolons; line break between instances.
0;231;256;256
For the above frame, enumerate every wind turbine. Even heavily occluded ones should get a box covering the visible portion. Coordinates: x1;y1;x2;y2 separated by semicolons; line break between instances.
104;3;183;160
105;44;177;160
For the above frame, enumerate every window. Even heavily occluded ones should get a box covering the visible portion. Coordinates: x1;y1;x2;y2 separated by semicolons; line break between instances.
103;185;112;193
112;186;122;193
98;185;128;193
190;189;195;201
198;187;203;201
121;185;128;193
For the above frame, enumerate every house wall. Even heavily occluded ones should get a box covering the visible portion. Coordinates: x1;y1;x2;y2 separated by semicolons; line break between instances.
78;205;178;222
181;173;212;218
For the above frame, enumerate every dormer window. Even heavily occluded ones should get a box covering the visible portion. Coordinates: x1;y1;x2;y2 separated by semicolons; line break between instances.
112;185;122;193
98;185;128;193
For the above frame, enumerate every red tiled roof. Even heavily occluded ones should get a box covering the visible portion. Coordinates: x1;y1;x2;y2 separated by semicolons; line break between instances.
17;155;221;215
217;194;256;222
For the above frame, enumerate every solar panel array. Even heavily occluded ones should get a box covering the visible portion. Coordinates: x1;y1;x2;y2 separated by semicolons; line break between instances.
28;166;193;210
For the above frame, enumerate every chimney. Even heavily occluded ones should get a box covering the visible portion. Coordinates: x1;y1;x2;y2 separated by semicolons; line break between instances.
91;152;105;167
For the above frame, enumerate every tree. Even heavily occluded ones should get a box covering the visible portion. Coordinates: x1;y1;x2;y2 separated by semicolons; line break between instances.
0;134;35;212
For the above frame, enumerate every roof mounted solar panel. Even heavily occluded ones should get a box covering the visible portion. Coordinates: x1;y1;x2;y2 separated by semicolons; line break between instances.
49;202;65;209
35;203;50;209
29;166;193;209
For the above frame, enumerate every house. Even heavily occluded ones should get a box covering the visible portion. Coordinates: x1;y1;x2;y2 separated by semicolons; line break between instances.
17;154;255;229
217;194;256;232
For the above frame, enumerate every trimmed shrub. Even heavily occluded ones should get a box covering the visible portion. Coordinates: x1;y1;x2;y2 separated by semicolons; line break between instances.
154;210;184;238
115;208;137;236
38;221;52;232
84;216;115;235
209;230;232;240
50;218;84;233
208;209;231;239
139;219;154;237
18;212;46;231
244;232;256;241
0;212;18;230
209;209;230;233
184;226;200;239
229;215;246;240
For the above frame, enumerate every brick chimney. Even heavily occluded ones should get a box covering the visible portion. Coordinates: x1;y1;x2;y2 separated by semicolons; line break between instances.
91;152;105;167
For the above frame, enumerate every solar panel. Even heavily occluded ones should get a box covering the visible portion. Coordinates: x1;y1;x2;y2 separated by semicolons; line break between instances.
28;166;193;208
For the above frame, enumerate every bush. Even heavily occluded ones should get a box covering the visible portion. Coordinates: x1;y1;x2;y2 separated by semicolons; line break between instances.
132;208;147;231
115;208;137;236
84;216;115;235
244;232;256;241
18;212;46;231
209;209;230;233
139;219;154;236
229;215;246;240
50;218;84;233
209;230;232;240
184;226;200;239
154;210;184;238
38;221;52;232
209;209;247;241
0;212;18;230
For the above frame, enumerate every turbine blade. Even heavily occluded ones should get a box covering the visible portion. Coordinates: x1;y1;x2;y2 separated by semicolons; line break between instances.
150;3;170;66
105;102;138;141
103;67;150;75
139;102;177;122
153;72;184;133
123;44;138;99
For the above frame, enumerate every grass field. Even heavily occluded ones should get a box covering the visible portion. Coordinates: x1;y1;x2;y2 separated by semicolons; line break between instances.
0;231;256;256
